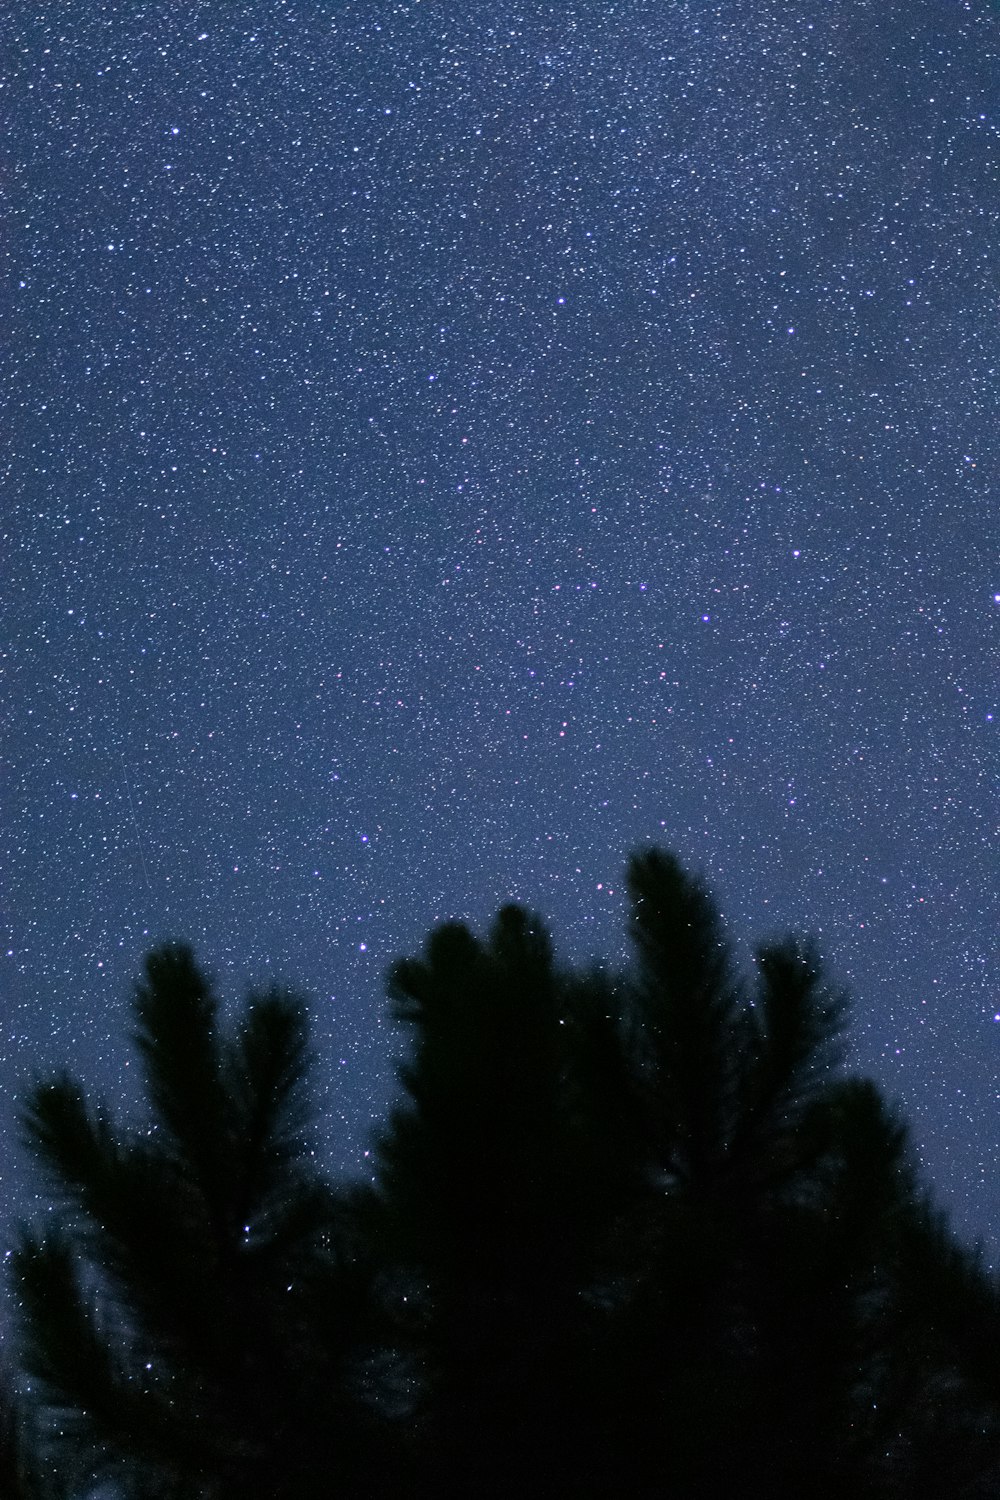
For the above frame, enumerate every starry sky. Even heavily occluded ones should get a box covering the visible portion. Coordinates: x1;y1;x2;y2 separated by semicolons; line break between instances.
4;1;998;1261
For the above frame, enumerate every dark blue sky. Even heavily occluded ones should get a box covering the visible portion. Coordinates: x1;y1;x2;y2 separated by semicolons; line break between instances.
5;0;998;1260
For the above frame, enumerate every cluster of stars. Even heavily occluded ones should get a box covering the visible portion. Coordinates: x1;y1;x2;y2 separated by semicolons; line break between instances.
3;0;998;1262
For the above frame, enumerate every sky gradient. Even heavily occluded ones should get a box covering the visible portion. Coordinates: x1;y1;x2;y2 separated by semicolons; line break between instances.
5;1;998;1260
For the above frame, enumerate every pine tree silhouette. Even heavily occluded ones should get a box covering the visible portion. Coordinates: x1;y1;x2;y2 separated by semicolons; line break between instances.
363;848;1000;1500
594;851;1000;1500
352;903;640;1497
13;945;390;1500
12;855;1000;1500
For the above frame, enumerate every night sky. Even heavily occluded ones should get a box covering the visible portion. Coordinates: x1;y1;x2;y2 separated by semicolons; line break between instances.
5;2;998;1262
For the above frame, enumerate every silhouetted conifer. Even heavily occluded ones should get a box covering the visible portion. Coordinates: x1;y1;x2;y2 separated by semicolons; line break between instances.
363;848;1000;1500
351;904;637;1497
12;854;1000;1500
13;945;391;1500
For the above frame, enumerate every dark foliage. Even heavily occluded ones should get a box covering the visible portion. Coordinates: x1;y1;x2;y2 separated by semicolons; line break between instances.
14;946;394;1500
12;854;1000;1499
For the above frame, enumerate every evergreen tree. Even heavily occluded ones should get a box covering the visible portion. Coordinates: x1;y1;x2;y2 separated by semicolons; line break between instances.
365;848;1000;1500
13;853;1000;1500
352;904;637;1497
13;945;389;1500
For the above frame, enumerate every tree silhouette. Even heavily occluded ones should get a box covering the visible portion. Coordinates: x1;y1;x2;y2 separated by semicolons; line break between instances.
12;853;1000;1499
584;852;1000;1499
13;945;390;1500
364;848;1000;1500
350;904;637;1497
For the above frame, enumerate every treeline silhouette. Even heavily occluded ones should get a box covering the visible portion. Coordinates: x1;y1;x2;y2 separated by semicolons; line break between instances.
6;849;1000;1498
